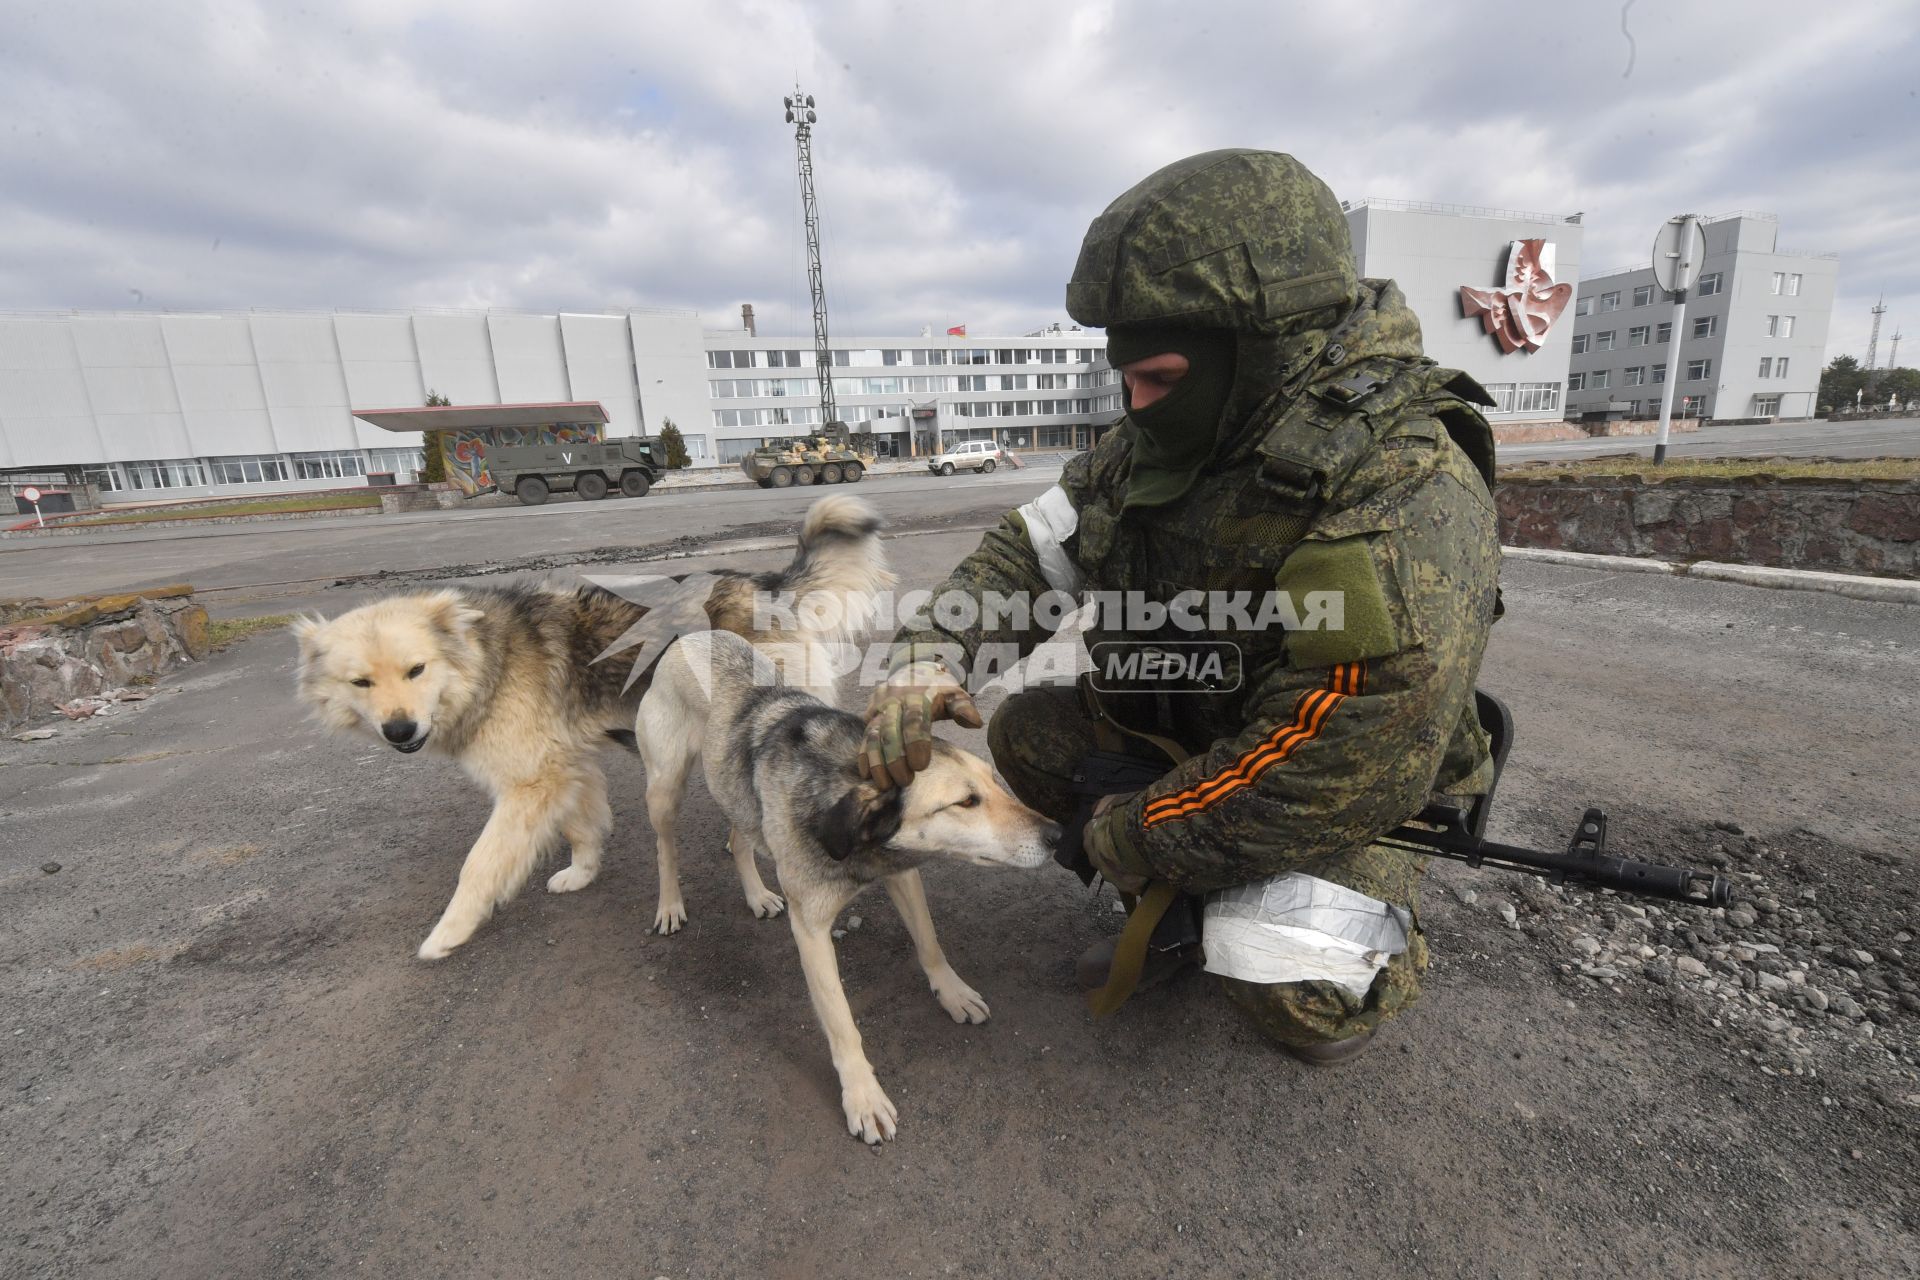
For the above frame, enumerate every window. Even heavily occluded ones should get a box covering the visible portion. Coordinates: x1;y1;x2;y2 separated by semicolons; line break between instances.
1600;291;1621;312
1515;383;1561;413
1571;333;1589;355
1765;315;1778;337
1576;297;1595;317
1628;325;1650;346
208;454;292;485
1787;274;1801;296
1780;316;1795;338
1653;364;1667;384
1692;316;1719;338
1567;372;1586;391
1633;285;1655;307
1595;330;1616;351
1590;370;1610;390
291;450;366;481
1483;383;1516;412
1771;272;1785;295
1754;395;1781;416
1686;359;1712;380
367;447;424;476
1697;273;1723;297
1758;357;1773;378
1625;367;1646;387
1656;322;1672;343
1776;357;1789;378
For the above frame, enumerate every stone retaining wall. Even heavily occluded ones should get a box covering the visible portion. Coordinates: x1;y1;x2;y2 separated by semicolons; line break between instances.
0;585;208;732
1498;477;1920;578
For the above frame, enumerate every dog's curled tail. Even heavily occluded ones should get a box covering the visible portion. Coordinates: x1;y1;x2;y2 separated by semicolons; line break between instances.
797;493;883;551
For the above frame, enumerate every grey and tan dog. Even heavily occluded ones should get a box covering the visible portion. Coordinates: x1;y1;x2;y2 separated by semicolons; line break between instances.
637;628;1061;1144
292;495;892;960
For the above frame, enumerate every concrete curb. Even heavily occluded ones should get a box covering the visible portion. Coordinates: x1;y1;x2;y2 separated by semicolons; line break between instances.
1686;561;1920;604
1503;546;1920;604
1500;547;1678;576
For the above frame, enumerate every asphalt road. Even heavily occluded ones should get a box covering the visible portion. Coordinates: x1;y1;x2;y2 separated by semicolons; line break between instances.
3;524;1916;1278
2;414;1915;609
0;467;1062;611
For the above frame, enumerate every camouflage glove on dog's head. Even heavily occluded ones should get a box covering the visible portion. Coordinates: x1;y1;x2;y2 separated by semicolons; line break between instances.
860;650;983;790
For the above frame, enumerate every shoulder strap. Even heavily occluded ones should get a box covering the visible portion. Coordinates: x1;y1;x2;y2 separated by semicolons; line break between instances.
1253;356;1436;507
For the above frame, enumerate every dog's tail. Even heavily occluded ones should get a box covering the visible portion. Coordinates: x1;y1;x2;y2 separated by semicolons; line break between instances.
770;494;895;647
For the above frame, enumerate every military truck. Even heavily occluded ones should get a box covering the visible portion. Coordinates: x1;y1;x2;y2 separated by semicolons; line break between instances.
488;438;660;506
738;422;875;489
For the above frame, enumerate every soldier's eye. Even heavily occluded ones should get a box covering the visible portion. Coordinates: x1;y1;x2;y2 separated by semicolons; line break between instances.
407;663;426;679
351;677;373;688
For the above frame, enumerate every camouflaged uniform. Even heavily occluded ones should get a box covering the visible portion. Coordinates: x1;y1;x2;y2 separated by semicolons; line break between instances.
893;150;1502;1046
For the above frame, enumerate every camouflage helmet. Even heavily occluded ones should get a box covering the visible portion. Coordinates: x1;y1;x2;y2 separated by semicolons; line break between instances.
1066;150;1359;335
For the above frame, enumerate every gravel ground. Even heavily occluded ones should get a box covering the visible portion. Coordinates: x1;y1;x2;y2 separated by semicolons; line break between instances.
2;537;1915;1279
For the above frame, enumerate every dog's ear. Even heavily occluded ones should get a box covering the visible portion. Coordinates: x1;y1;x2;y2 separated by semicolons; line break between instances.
813;781;904;862
289;614;327;665
421;591;484;641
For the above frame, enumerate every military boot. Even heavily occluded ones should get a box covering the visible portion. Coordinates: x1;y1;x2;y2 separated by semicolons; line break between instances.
1074;934;1200;993
1284;1029;1376;1067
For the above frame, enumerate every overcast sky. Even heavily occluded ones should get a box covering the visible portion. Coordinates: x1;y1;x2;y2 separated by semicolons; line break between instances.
3;0;1915;364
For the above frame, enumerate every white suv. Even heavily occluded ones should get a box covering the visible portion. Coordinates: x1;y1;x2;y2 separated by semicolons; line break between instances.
928;440;1006;476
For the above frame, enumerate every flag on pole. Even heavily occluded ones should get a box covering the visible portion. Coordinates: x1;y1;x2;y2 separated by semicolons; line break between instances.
946;324;967;336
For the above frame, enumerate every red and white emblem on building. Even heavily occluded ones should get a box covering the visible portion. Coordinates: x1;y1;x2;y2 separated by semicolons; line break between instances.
1459;239;1572;354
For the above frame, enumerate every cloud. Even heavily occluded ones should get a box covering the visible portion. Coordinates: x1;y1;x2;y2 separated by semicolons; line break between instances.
1;0;1913;360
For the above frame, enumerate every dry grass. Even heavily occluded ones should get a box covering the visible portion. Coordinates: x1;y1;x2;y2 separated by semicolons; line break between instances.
47;492;380;527
1500;455;1920;483
206;614;293;650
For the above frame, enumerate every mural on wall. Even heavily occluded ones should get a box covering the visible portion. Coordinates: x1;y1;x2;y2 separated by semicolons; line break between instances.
438;423;603;495
1459;239;1572;354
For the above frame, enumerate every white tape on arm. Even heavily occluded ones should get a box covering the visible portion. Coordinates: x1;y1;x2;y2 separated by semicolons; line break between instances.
1015;484;1084;596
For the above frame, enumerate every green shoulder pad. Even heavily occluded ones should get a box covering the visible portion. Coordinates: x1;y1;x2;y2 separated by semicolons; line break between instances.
1273;534;1408;669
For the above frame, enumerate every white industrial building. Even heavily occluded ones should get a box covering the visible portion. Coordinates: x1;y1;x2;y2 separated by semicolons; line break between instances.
0;308;1121;503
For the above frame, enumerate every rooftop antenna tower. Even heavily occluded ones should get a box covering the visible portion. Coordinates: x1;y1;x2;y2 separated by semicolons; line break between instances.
1866;295;1886;371
783;86;838;430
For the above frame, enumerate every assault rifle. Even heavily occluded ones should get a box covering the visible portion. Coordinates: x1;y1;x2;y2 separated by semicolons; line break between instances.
1057;690;1731;909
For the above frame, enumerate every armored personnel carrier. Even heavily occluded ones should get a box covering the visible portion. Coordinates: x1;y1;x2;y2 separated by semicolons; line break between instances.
738;422;875;488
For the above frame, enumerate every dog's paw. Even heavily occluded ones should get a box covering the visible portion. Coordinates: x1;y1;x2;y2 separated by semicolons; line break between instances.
546;864;597;894
746;888;786;919
841;1077;898;1146
652;899;688;935
932;972;991;1025
416;929;464;961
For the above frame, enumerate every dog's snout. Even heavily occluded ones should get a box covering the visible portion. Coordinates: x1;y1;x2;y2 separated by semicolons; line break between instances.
381;718;418;745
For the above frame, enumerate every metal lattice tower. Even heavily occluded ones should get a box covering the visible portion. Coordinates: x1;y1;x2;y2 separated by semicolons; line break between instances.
1890;328;1903;371
1866;295;1886;371
784;87;837;429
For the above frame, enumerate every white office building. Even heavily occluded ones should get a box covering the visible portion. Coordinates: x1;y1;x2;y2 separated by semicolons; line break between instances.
1565;213;1836;421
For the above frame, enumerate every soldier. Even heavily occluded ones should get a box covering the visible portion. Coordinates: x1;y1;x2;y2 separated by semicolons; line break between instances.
860;149;1502;1064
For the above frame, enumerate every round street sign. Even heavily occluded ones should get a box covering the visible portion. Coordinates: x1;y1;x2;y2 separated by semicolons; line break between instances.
21;486;41;503
1651;215;1707;294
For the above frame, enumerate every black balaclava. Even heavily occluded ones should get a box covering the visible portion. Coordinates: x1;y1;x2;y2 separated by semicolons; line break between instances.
1106;325;1237;509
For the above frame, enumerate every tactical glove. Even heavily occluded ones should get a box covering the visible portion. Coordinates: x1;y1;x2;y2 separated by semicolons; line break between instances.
860;654;983;789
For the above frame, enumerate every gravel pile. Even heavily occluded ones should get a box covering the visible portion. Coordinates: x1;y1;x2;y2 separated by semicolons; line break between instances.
1451;819;1919;1086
